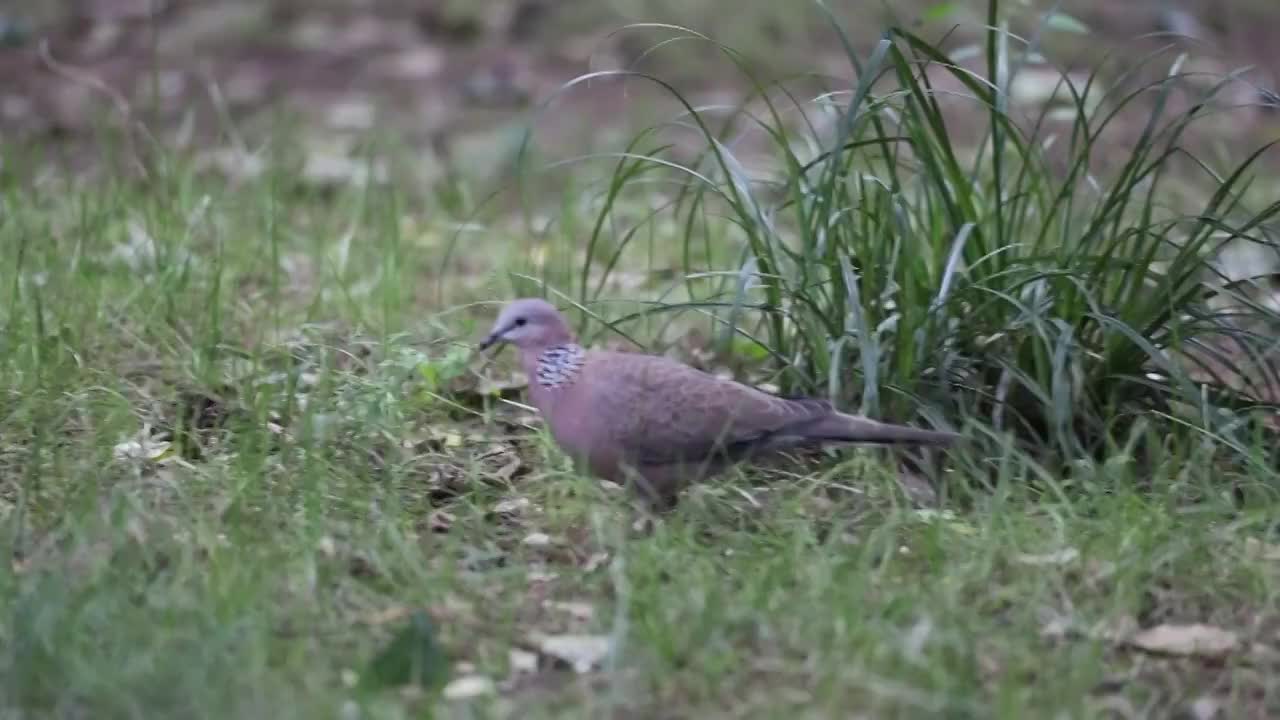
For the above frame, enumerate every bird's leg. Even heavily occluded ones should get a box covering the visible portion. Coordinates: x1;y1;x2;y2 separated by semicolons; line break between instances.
609;466;666;537
617;463;682;514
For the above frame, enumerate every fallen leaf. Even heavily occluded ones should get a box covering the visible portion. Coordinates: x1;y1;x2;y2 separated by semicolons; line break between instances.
545;600;594;622
1085;559;1118;583
912;509;957;523
380;46;445;79
977;648;1003;678
125;516;147;546
425;427;464;449
427;510;455;533
1094;615;1139;642
492;497;530;516
442;675;495;701
471;373;528;398
1039;614;1073;640
599;270;649;291
317;536;337;557
527;570;558;583
196;148;265;180
1248;642;1280;665
509;412;543;429
895;468;938;506
522;532;552;547
460;547;506;572
1014;547;1080;566
110;219;160;270
581;552;609;572
302;152;388;188
528;633;612;674
900;616;933;664
364;605;415;626
112;424;173;462
492;456;523;482
1189;695;1225;720
508;648;539;674
1126;623;1238;659
1040;612;1137;643
1008;67;1100;113
326;98;376;130
1244;537;1280;561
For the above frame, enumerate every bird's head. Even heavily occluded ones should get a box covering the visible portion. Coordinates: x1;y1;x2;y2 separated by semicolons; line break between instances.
478;298;574;352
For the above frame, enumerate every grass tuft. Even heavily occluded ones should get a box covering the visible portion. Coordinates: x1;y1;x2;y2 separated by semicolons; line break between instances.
527;1;1280;476
2;0;1279;716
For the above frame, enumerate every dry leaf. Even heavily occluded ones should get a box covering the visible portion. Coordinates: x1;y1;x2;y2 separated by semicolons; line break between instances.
326;98;375;130
301;152;388;187
1040;612;1136;643
521;532;552;547
528;633;612;674
545;600;594;622
472;374;528;398
1094;615;1139;642
442;675;495;701
427;510;455;533
317;536;337;558
912;509;957;523
895;468;938;506
1014;547;1080;566
508;648;539;674
381;46;446;79
1040;614;1073;640
581;552;609;572
1244;537;1280;561
426;428;464;449
113;424;173;462
1189;696;1225;720
1127;623;1239;658
977;649;1003;678
492;456;523;482
497;412;543;431
901;616;933;664
197;148;265;180
492;497;530;516
364;605;415;626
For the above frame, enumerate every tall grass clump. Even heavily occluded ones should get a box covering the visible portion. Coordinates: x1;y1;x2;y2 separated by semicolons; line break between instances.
524;0;1280;474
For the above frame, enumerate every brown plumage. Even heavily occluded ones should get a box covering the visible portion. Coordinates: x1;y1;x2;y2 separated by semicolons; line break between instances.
480;298;960;509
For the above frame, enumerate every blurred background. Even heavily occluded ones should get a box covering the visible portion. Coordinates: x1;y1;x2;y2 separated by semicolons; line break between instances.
1;0;1277;188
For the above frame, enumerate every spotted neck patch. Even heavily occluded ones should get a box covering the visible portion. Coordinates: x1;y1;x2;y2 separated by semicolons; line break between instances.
535;343;586;389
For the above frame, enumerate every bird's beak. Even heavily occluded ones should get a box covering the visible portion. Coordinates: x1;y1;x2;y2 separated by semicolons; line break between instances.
477;326;505;352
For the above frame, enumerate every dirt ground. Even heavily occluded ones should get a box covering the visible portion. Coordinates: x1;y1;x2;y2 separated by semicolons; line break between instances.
1;0;1277;183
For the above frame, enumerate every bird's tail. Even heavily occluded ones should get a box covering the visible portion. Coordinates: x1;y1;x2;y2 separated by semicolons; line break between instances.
799;411;961;446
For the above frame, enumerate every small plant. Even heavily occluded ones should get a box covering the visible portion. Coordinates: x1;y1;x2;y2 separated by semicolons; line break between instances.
530;0;1280;470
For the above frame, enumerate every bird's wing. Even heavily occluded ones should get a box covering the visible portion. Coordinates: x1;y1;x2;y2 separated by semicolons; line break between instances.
583;351;831;466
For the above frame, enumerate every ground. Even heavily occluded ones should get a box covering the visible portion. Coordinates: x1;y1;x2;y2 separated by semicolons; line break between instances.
2;1;1280;718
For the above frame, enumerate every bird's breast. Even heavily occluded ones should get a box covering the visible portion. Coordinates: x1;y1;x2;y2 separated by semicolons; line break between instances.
540;386;624;481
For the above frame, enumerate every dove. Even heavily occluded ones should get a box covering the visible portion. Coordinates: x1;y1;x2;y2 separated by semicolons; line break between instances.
479;298;959;509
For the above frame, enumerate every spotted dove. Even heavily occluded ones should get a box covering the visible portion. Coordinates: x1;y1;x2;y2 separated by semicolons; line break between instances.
480;298;960;509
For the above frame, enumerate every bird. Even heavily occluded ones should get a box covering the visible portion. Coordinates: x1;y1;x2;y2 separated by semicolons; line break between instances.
479;298;960;510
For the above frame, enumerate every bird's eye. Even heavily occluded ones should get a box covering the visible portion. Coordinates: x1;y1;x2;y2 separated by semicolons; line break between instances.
514;317;527;327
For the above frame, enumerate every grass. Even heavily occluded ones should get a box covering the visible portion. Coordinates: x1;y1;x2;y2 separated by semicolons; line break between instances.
4;0;1280;717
